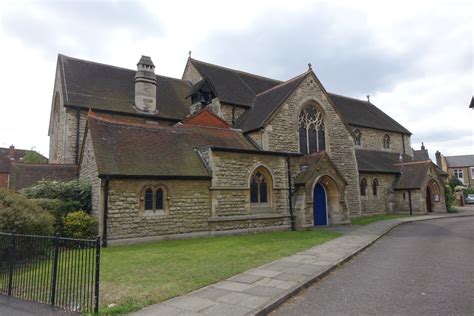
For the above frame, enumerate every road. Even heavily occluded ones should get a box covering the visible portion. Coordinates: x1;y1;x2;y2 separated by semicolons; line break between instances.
273;217;474;315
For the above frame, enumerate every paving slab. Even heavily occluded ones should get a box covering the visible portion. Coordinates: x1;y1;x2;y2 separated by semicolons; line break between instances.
131;212;473;316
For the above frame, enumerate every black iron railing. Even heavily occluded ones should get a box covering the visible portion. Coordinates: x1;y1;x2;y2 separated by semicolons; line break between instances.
0;232;100;314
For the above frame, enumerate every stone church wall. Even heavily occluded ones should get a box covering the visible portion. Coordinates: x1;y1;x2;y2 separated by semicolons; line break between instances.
78;132;101;218
220;104;247;126
106;179;211;242
353;127;412;156
263;75;361;216
357;173;396;216
207;150;291;231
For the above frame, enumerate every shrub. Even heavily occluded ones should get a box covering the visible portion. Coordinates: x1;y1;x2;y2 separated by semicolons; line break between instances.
22;180;91;212
0;189;54;235
63;211;98;240
444;185;456;213
32;198;84;234
21;149;48;164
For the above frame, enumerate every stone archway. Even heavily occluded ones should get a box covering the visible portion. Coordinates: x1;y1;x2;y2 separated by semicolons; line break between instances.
426;179;441;213
313;175;341;226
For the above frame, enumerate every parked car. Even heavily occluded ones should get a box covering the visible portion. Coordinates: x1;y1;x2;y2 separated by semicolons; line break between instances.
465;194;474;204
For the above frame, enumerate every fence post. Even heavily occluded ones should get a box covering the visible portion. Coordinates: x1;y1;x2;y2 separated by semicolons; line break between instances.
94;236;101;314
7;232;16;296
50;233;60;306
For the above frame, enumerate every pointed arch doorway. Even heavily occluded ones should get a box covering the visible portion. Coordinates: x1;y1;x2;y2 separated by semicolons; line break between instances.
313;183;328;226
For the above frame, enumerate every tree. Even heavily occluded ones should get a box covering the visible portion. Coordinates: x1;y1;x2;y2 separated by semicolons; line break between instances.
21;148;48;164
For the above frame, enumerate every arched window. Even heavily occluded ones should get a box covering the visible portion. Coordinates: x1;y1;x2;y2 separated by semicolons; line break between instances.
354;129;361;146
360;178;367;196
250;167;272;206
142;186;168;214
145;188;153;210
372;178;379;196
156;188;164;210
299;104;325;154
383;134;390;149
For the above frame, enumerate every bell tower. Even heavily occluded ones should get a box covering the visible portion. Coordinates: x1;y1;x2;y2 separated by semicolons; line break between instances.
134;55;157;113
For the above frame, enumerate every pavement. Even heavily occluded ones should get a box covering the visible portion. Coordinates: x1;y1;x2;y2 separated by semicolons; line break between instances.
0;295;77;316
273;216;474;315
132;207;474;316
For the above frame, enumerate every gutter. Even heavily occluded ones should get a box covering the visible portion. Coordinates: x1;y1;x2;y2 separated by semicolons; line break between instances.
408;190;413;215
75;109;80;164
286;156;295;231
209;146;303;157
102;176;109;247
98;174;212;181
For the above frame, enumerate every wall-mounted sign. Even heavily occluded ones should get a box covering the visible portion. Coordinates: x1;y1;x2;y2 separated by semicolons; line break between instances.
434;194;440;202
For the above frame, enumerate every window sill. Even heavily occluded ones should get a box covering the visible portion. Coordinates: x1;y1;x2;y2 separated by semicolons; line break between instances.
144;210;166;217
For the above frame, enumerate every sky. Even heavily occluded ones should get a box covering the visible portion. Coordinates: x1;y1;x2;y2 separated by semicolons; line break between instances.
0;0;472;160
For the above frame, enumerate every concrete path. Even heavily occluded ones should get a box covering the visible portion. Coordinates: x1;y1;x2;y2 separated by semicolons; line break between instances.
0;295;77;316
132;210;473;316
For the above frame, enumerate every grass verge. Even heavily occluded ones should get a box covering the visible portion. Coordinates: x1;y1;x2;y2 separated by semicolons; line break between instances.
350;214;412;226
100;230;340;314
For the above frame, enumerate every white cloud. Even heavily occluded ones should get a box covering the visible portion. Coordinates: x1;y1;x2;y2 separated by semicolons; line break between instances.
0;0;471;159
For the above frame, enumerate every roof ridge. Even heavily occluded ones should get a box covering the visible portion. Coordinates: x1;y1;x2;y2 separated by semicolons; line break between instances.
394;160;431;166
327;91;369;104
255;72;308;97
190;58;282;84
59;54;188;83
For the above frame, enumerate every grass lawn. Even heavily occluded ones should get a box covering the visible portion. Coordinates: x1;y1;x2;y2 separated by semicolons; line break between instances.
351;214;413;226
100;230;340;314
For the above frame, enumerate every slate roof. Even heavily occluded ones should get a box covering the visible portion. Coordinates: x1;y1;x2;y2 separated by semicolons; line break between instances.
0;147;33;173
86;115;257;178
328;93;411;135
355;149;412;174
59;54;191;120
189;58;411;134
393;161;446;190
413;149;430;161
8;163;77;191
444;155;474;168
59;54;411;135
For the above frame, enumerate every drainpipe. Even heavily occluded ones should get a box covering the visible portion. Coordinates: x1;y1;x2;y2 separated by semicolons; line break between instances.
286;156;295;231
102;177;109;247
75;109;80;164
408;190;412;215
402;134;406;155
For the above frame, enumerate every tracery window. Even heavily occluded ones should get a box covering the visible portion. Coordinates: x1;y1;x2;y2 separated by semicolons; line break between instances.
354;129;361;146
360;178;367;196
372;178;379;196
142;186;168;214
250;168;272;206
383;134;391;149
299;104;325;154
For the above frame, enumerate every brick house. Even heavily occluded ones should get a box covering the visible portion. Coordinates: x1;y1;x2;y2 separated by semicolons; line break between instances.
436;152;474;187
0;146;47;188
48;54;447;245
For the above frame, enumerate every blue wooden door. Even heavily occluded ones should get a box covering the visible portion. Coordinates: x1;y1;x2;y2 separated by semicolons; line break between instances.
314;183;328;226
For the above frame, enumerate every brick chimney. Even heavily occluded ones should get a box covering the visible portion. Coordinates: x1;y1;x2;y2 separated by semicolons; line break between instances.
134;55;157;113
8;145;15;160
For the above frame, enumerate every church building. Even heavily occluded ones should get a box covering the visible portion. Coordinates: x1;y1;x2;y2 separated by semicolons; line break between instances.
47;54;447;245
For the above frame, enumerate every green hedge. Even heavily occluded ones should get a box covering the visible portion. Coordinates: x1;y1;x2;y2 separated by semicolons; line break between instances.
63;211;98;240
22;179;91;212
0;189;54;235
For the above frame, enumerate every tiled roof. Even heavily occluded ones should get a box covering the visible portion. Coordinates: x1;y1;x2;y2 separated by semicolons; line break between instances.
180;108;230;129
8;163;77;191
355;149;412;174
0;147;32;172
87;115;257;178
60;54;191;120
444;155;474;168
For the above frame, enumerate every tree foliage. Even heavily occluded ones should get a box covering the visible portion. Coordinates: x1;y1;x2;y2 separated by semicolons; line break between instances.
21;149;48;164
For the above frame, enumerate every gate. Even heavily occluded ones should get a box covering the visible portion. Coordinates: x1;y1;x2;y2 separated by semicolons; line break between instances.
0;232;100;314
